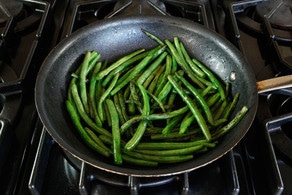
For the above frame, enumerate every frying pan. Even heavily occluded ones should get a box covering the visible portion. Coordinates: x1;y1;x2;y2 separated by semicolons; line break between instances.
35;15;291;177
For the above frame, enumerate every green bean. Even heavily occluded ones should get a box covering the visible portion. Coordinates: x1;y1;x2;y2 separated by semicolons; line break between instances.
118;91;129;122
103;98;112;127
127;94;137;115
122;154;158;166
212;106;248;140
101;51;149;87
79;51;91;114
179;112;195;134
142;67;157;89
124;151;194;163
165;40;205;89
124;83;150;151
120;105;189;134
150;129;201;141
179;41;205;78
85;127;111;153
79;51;101;114
136;139;209;150
175;72;214;125
129;81;142;113
165;58;178;113
87;52;101;74
157;70;184;101
207;92;220;108
97;73;119;122
105;99;122;164
167;92;176;109
167;75;211;141
146;90;166;113
153;54;172;96
96;48;145;80
70;83;112;137
67;77;78;110
211;98;224;114
171;54;178;73
146;126;163;134
162;114;184;135
89;61;103;126
125;120;148;151
113;94;126;125
223;92;240;119
100;133;127;147
196;75;215;89
147;64;165;93
110;45;166;96
212;118;228;127
192;58;226;101
122;85;135;115
214;100;227;120
135;144;203;156
65;100;110;157
156;80;172;102
141;29;165;45
94;61;107;100
225;82;231;97
136;51;168;85
174;37;184;60
200;85;214;97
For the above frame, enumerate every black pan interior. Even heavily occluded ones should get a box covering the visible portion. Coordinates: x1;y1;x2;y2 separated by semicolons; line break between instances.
35;15;258;176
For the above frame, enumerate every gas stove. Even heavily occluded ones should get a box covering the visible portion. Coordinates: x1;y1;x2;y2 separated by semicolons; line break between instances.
0;0;291;194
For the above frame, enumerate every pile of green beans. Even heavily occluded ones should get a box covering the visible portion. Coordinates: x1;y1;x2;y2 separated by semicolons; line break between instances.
66;30;248;166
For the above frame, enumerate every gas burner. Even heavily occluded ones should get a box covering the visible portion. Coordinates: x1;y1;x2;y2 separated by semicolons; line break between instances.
231;0;292;42
0;1;42;35
13;4;42;35
108;0;166;17
163;0;208;25
108;0;208;25
88;167;178;191
62;0;213;39
0;61;17;83
0;60;20;95
228;1;292;72
0;60;22;174
267;93;292;164
268;93;292;138
62;1;116;36
256;0;292;30
0;0;23;24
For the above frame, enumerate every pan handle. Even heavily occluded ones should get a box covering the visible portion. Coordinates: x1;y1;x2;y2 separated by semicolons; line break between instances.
257;75;292;94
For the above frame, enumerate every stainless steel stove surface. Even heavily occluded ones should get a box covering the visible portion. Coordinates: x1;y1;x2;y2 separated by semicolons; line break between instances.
0;0;291;194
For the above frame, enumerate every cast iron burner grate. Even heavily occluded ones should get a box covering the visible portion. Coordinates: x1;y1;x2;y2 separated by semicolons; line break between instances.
0;0;23;24
0;0;68;194
256;0;292;30
225;0;292;73
61;0;215;39
0;0;51;95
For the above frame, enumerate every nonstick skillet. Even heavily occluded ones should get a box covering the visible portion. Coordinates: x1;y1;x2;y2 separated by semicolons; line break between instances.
35;15;291;176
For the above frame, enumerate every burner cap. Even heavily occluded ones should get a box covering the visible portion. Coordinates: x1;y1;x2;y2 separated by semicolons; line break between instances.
256;0;292;30
0;0;23;24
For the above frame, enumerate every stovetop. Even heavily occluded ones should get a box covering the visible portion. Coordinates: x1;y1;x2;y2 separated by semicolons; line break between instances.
0;0;291;194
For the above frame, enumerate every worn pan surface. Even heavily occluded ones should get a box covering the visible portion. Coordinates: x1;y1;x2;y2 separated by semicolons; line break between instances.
35;15;258;177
